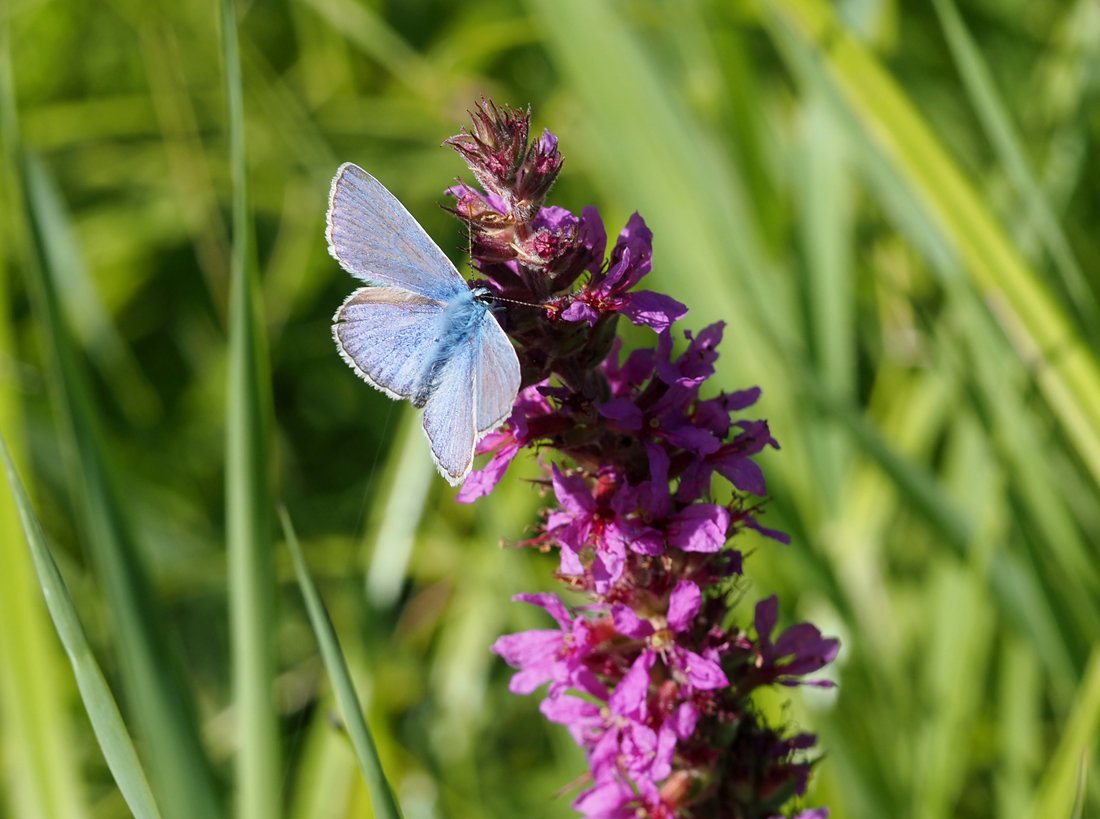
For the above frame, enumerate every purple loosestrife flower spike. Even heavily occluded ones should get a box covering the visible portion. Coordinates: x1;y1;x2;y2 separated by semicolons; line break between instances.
442;100;838;818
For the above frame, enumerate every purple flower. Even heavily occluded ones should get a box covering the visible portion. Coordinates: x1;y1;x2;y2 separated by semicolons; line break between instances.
492;593;608;699
439;99;836;819
753;596;840;687
656;322;724;386
547;466;664;588
611;581;729;692
544;654;677;812
562;214;686;331
678;417;780;501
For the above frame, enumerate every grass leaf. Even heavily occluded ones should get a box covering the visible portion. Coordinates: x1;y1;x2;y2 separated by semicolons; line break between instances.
280;508;404;819
19;133;222;819
0;441;163;819
219;1;279;817
0;22;87;819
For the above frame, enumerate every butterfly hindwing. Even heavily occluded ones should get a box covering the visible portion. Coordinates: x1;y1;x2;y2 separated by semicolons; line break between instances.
474;310;522;435
420;307;523;484
333;286;447;400
421;329;479;485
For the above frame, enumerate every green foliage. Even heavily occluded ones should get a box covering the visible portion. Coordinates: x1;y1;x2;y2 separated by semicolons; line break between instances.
1;0;1098;817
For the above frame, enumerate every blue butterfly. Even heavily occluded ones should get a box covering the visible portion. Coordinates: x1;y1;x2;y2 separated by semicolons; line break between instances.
327;163;522;485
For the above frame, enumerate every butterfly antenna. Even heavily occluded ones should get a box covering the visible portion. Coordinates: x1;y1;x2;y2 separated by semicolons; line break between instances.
464;215;476;276
491;294;543;308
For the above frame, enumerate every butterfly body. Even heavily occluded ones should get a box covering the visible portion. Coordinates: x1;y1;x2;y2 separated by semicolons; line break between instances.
327;163;521;485
412;290;491;407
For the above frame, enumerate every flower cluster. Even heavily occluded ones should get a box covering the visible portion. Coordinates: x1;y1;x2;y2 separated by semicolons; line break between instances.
447;99;838;819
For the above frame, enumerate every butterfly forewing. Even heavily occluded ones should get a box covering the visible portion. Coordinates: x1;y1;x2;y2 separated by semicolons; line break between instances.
327;163;468;300
333;287;447;400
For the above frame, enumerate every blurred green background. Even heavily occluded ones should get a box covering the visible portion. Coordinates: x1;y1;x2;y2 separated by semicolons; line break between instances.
2;0;1100;817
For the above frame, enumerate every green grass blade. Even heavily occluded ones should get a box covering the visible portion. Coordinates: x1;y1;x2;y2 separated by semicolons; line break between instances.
0;23;86;819
931;0;1096;326
1069;754;1087;819
364;409;434;608
0;442;163;819
19;142;222;819
996;637;1043;819
765;0;1100;492
1027;650;1100;819
219;1;279;817
796;90;855;508
280;508;404;819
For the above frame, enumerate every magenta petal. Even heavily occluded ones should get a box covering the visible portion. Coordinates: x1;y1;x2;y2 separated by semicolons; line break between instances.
620;347;656;386
600;246;634;292
773;622;824;658
612;603;653;639
650;722;677;781
578;205;608;275
676;647;729;690
638;443;672;518
588;726;623;779
755;595;779;641
559;545;585;576
622;721;660;779
598;398;644;430
663;424;721;456
667;503;730;553
610;651;656;720
675;462;713;503
715;456;767;496
562;300;599;325
551;465;596;515
541;695;604;746
667;580;701;632
455;442;519;503
509;666;555;695
621;524;664;556
492;629;560;666
611;213;653;289
572;667;611;701
592;545;625;589
540;693;601;726
726;386;762;410
514;591;572;629
573;780;633;817
669;701;698;739
619;291;687;332
533;204;576;231
556;517;592;553
491;629;560;685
